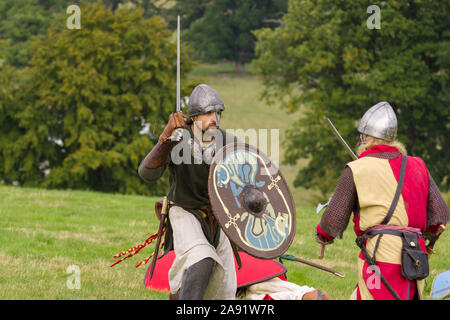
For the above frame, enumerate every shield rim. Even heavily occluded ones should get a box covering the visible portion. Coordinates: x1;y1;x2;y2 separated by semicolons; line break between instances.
208;142;296;260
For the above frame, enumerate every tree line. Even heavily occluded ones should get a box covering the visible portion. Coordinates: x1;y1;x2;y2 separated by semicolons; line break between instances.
0;0;448;198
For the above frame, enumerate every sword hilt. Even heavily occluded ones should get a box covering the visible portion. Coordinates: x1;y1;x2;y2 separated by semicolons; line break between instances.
318;244;325;259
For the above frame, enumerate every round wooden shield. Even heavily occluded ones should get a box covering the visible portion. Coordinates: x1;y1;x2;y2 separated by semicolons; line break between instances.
208;142;296;259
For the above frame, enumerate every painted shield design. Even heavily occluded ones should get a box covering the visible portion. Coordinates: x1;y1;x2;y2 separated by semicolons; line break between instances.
208;142;296;259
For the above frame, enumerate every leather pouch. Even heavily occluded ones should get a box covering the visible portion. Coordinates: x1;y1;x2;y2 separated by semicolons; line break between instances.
401;233;429;280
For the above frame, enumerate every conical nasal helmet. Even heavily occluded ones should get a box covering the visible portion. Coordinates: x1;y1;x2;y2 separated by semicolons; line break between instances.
358;101;397;141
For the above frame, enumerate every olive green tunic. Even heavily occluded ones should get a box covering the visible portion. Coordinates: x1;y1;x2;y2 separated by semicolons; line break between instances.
138;126;237;250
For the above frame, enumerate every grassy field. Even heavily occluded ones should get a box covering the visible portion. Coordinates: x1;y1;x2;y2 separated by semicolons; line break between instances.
0;185;448;300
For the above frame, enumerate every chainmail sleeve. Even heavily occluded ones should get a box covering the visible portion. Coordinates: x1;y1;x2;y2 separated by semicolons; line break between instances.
319;166;358;239
426;174;450;229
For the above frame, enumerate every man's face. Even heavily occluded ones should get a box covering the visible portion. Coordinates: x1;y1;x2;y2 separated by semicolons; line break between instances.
192;111;222;132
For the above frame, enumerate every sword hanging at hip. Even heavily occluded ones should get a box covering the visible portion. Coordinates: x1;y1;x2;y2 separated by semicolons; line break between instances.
148;196;169;281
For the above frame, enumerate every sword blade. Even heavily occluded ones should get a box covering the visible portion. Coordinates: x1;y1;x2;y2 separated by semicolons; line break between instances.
326;118;357;160
176;15;181;112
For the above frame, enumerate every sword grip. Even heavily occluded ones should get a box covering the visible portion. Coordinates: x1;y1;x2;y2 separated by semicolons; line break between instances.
318;244;325;259
161;196;169;215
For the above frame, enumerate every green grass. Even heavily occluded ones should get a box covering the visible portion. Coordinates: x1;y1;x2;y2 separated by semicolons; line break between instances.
0;185;448;300
0;185;166;299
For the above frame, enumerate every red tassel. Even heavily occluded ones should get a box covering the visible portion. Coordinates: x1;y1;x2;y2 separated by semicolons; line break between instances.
135;255;153;268
110;228;164;267
134;239;165;268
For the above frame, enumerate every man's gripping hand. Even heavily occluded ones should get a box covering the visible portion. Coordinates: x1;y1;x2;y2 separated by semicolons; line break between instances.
159;111;186;143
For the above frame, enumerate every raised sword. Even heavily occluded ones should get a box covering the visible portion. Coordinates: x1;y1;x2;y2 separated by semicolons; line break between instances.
169;15;184;142
326;118;357;160
316;117;357;259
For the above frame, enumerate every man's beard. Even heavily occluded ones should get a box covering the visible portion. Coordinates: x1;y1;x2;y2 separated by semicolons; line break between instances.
203;125;218;143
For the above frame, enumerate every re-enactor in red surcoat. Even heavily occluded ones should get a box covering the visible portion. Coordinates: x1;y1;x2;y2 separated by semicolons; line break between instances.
315;102;449;300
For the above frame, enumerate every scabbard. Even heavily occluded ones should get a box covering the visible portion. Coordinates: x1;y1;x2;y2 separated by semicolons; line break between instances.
148;196;168;281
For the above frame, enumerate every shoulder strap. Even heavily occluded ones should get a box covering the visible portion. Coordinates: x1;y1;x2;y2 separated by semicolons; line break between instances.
381;154;407;225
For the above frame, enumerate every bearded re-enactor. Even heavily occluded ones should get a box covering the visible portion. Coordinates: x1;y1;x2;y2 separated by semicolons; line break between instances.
315;102;449;300
138;84;238;300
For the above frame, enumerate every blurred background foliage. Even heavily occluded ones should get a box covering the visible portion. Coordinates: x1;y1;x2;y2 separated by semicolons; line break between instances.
252;0;450;197
0;0;448;200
